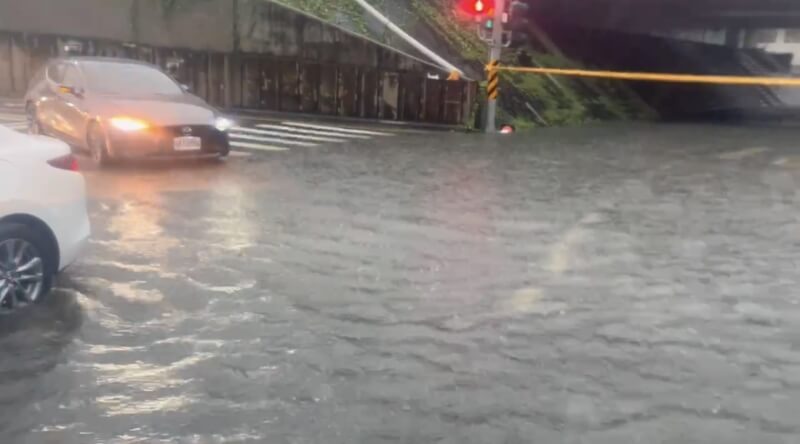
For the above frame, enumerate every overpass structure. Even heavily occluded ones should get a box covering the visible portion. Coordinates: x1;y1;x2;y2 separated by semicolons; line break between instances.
508;0;800;119
529;0;800;29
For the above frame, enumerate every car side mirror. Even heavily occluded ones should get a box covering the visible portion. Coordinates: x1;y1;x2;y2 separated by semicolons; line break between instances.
180;84;191;92
58;85;84;98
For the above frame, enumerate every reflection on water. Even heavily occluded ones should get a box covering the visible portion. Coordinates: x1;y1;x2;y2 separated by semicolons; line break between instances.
0;289;83;441
205;184;261;253
105;199;179;260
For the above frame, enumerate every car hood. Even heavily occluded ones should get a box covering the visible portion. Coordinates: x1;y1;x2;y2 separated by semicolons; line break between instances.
0;126;71;165
87;94;218;127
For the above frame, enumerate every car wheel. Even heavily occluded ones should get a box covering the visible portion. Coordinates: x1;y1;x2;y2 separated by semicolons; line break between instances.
27;104;42;135
0;223;54;313
87;122;112;167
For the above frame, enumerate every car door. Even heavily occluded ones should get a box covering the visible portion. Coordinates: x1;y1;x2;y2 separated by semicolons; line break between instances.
34;62;65;135
0;157;15;219
54;64;89;145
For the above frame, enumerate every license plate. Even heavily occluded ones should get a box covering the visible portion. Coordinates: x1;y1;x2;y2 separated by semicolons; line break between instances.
174;136;202;151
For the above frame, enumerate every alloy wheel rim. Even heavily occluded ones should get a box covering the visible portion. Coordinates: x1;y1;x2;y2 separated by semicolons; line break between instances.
0;239;45;311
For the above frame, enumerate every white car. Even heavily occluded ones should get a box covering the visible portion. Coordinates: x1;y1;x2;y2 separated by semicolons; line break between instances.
0;125;90;311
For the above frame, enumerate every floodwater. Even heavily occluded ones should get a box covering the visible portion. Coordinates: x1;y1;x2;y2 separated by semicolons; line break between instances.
2;123;800;443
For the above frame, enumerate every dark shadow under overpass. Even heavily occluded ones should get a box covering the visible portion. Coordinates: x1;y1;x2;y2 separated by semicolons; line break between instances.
531;0;800;30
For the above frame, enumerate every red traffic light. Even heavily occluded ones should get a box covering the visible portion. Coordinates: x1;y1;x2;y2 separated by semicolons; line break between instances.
456;0;495;18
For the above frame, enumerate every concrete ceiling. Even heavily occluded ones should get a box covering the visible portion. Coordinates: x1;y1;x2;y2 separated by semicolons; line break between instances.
529;0;800;30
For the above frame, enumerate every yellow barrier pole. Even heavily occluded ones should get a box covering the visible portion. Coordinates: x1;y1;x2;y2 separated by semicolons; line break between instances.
494;66;800;86
487;60;500;100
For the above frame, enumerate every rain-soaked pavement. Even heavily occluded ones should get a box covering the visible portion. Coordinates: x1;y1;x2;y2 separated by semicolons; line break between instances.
2;123;800;444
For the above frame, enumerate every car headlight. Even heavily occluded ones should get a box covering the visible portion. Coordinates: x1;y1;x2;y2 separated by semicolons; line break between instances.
110;117;149;132
214;117;234;132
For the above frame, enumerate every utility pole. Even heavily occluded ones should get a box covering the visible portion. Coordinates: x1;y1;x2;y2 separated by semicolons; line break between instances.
484;0;505;133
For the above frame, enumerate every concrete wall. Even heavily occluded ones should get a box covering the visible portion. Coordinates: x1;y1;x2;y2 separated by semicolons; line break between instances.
237;1;429;71
0;33;53;97
0;0;432;70
135;0;234;52
656;29;728;46
0;0;134;42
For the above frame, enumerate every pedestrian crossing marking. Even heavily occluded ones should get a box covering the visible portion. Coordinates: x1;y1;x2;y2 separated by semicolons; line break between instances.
280;121;394;137
0;105;28;132
0;99;401;154
0;113;26;122
254;124;372;140
232;126;347;143
230;141;289;152
228;133;318;147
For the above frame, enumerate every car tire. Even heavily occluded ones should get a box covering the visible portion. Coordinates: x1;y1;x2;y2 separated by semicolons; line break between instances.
27;104;43;135
0;223;55;312
87;122;113;168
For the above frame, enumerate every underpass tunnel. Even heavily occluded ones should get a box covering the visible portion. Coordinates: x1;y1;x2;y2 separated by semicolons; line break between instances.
506;0;800;121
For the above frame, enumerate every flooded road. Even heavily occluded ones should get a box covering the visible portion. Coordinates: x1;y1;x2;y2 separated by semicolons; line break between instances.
2;123;800;443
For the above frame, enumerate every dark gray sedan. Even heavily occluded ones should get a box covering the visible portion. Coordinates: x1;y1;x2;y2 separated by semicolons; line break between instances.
25;57;231;166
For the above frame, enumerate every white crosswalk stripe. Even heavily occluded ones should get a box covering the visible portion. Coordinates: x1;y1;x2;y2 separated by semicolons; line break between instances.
280;121;395;136
228;132;318;147
0;113;26;122
232;126;347;143
0;106;27;132
226;119;396;153
230;141;289;152
254;123;372;140
3;122;27;130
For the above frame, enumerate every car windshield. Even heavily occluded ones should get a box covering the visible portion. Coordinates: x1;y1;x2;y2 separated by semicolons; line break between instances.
81;62;182;96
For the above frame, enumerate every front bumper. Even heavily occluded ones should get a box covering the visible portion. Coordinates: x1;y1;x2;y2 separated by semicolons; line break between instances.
108;124;230;159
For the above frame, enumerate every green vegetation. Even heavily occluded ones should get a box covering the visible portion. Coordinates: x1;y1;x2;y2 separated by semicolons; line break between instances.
276;0;653;127
275;0;377;34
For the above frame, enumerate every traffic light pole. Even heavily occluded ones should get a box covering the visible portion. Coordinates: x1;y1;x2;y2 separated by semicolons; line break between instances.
484;0;505;133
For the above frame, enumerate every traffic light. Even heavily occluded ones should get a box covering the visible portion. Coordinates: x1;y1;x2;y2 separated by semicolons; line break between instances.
456;0;495;20
507;0;531;31
471;0;533;47
505;0;532;47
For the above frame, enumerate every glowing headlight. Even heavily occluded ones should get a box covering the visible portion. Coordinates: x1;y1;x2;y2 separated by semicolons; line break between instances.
214;117;234;132
110;117;149;132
